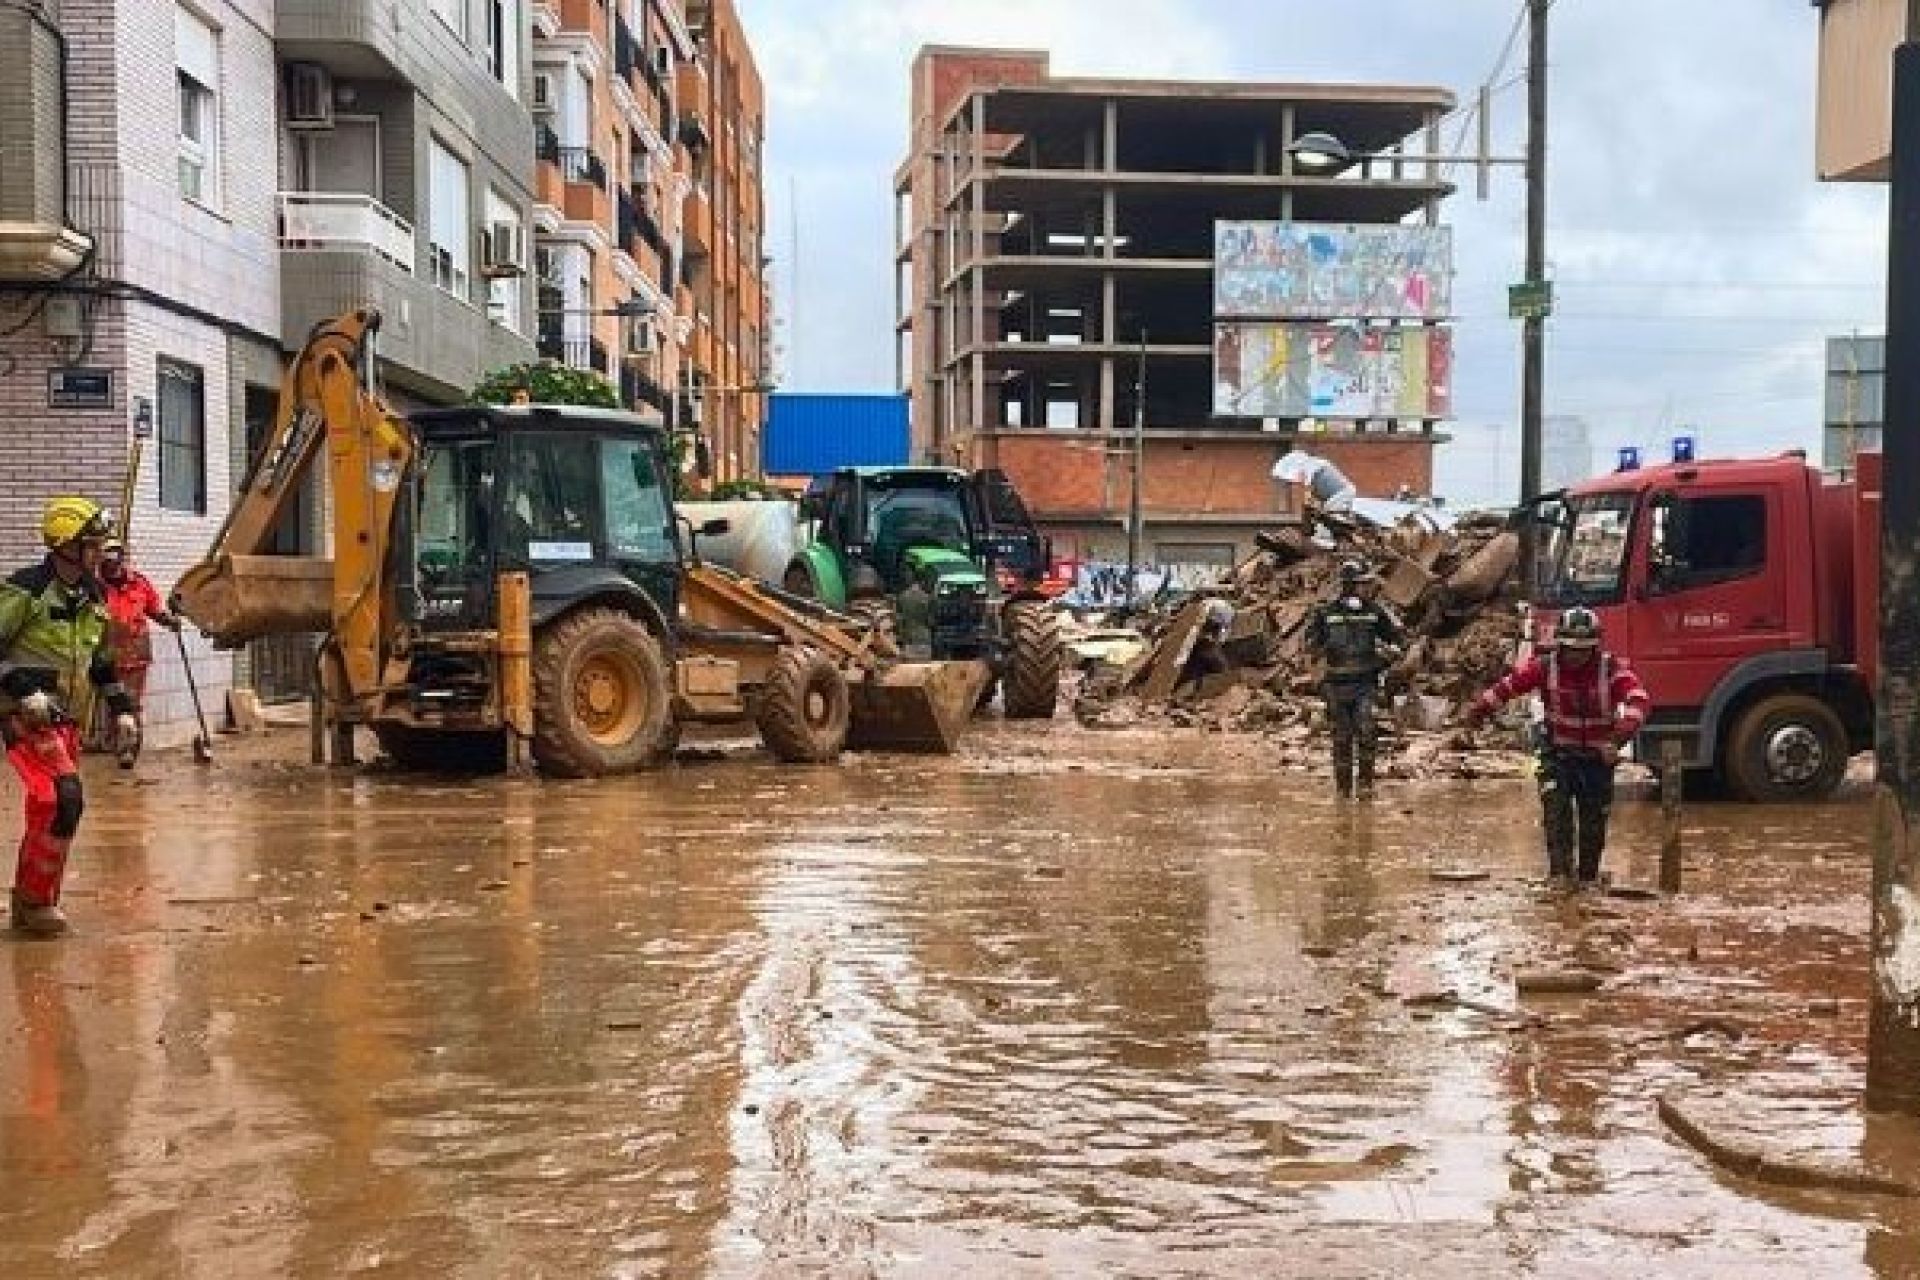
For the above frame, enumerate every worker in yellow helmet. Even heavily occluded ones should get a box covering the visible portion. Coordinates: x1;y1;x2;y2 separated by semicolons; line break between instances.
0;497;139;936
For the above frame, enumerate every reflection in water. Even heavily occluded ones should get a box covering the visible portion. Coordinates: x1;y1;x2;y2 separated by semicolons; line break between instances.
0;731;1912;1276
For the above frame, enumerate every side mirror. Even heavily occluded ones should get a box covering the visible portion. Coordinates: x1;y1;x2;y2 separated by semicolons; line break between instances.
699;517;731;538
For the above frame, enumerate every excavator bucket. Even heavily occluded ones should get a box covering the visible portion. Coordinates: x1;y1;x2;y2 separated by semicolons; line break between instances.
846;659;990;754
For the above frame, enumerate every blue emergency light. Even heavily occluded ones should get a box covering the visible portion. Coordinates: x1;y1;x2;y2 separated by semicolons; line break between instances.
1616;446;1641;472
1672;435;1696;463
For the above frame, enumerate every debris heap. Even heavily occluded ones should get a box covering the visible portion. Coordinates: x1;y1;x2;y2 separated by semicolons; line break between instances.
1072;509;1532;779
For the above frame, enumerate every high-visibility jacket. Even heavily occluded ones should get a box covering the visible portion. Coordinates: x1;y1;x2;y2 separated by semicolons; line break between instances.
103;570;166;671
1476;652;1649;752
0;558;135;728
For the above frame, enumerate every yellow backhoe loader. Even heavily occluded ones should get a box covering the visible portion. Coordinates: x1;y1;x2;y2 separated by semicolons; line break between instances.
173;309;984;774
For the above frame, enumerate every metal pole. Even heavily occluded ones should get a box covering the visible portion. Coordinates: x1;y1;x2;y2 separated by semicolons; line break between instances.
1126;331;1147;601
1518;0;1548;595
1659;739;1684;895
1867;0;1920;1113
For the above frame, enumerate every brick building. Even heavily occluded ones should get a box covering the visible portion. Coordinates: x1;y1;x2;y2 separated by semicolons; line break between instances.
0;0;536;741
531;0;769;484
896;47;1455;570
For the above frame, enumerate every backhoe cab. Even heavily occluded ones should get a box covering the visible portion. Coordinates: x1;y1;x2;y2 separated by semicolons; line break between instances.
783;467;1064;719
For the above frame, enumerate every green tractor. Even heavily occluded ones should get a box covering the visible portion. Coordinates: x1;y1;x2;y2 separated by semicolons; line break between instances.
782;467;1064;719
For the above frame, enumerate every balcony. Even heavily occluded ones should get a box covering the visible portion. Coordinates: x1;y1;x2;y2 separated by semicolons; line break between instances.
557;147;606;189
553;147;610;226
278;191;415;272
679;104;711;152
615;14;641;81
622;364;670;414
539;334;612;377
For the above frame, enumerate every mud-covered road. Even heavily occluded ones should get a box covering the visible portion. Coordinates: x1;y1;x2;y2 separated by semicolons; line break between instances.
3;723;1918;1278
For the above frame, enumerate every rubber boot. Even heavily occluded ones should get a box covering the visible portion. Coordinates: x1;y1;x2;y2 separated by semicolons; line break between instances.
9;889;68;938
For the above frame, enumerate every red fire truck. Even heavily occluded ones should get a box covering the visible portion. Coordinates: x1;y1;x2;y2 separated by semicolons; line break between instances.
1534;449;1881;802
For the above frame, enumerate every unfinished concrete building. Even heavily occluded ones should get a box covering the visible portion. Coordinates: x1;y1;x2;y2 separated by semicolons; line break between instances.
897;47;1454;568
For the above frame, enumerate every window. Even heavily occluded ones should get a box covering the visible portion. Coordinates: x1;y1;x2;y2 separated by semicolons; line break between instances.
506;435;599;562
485;0;519;94
1649;492;1768;594
1542;491;1636;606
483;189;524;333
600;438;674;562
428;138;472;298
430;0;466;39
176;8;220;205
158;359;207;514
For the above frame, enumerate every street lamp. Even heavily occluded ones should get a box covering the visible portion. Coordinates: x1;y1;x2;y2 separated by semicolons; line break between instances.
1286;131;1354;172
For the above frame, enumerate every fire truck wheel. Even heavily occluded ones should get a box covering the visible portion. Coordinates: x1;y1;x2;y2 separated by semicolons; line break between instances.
1724;693;1848;803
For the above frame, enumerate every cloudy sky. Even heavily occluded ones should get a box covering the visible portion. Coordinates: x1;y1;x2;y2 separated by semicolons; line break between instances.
735;0;1888;504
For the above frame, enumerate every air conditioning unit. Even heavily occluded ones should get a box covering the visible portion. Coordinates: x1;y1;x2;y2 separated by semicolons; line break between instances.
651;46;673;80
286;63;334;130
481;222;526;277
626;321;657;356
530;71;555;114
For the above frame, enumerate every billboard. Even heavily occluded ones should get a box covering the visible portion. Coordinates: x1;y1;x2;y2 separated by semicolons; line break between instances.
1214;222;1452;321
1213;323;1452;421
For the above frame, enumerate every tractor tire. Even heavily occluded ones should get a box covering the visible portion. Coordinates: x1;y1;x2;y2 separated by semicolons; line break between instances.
755;645;850;764
783;564;818;598
530;608;675;777
1724;693;1848;803
1000;600;1063;720
373;725;508;774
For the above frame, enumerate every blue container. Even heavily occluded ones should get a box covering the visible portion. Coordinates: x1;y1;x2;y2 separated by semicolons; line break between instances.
764;393;911;476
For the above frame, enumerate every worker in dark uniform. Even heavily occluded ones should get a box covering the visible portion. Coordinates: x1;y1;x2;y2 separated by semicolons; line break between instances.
1305;559;1404;799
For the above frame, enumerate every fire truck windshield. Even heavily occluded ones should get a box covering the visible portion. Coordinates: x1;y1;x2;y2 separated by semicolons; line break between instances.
1541;490;1637;605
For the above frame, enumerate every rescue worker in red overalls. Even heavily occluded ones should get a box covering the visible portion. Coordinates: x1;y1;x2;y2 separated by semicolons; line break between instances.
98;537;180;766
1465;607;1651;889
0;497;139;936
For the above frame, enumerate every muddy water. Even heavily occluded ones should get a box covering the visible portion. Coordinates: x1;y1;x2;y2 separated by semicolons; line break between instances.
1;725;1916;1277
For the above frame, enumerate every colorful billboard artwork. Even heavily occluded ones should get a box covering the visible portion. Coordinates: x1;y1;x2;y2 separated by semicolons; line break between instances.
1213;323;1453;420
1214;222;1453;321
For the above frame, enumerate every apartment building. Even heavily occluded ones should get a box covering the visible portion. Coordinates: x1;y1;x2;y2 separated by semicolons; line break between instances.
0;0;537;740
530;0;768;485
897;47;1455;568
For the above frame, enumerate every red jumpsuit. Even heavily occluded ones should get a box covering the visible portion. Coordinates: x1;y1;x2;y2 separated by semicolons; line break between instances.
103;569;165;706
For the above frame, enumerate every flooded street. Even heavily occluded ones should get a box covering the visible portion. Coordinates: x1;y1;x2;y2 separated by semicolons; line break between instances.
3;723;1918;1278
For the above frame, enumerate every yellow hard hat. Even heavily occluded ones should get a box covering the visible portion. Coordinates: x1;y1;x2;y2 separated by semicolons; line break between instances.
41;496;108;549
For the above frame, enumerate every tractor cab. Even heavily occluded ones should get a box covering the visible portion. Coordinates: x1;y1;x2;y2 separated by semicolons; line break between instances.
409;405;686;635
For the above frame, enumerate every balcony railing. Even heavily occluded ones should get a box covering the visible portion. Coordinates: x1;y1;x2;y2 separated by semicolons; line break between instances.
617;186;640;250
278;192;415;273
538;334;612;375
556;147;607;189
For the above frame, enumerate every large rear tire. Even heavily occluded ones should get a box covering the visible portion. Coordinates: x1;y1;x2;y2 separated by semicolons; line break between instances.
1724;693;1848;803
373;725;509;774
1000;600;1062;720
755;645;850;764
531;608;675;777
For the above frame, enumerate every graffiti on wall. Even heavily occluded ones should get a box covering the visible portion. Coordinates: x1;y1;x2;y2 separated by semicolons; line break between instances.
1213;323;1452;420
1214;222;1453;321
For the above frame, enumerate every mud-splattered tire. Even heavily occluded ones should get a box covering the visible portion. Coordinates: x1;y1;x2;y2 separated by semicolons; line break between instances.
1000;600;1062;720
756;645;850;764
530;608;675;777
1724;693;1848;803
373;725;508;774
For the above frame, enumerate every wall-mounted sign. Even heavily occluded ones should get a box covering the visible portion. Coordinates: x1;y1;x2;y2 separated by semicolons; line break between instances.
47;367;114;409
1214;323;1452;420
1215;222;1453;321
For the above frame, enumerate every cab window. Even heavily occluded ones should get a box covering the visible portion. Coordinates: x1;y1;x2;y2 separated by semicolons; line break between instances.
506;434;599;561
601;437;674;563
1648;492;1767;595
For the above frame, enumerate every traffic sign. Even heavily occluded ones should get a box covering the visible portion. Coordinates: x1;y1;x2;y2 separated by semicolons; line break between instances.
1509;281;1554;320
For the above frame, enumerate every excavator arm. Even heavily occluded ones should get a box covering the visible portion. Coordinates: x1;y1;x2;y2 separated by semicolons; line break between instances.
172;308;414;705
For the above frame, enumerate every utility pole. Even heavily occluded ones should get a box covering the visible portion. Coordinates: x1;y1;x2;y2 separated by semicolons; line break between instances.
1518;0;1549;594
1126;331;1147;602
1867;0;1920;1113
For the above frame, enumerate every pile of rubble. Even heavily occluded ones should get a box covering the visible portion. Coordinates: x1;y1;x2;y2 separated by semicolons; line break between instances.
1071;509;1533;780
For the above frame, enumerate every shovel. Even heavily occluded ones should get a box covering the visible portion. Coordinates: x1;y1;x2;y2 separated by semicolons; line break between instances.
175;627;214;764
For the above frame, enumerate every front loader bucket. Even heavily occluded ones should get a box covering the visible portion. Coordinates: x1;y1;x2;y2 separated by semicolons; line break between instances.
846;659;990;754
